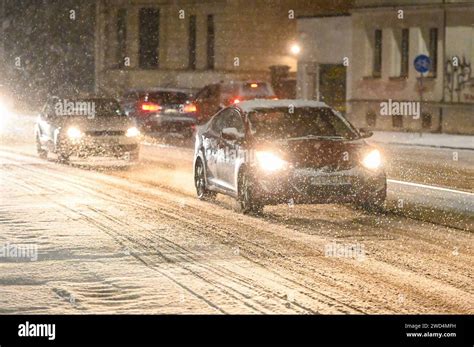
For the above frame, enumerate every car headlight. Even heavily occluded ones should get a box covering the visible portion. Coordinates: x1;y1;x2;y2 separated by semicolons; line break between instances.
361;149;382;170
0;102;10;132
255;151;288;172
67;127;82;139
126;127;140;137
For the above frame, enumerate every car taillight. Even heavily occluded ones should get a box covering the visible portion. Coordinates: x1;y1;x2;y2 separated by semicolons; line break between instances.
233;98;240;104
183;103;197;113
140;102;161;112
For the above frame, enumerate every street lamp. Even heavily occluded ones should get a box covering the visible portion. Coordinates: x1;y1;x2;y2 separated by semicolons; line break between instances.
290;43;301;55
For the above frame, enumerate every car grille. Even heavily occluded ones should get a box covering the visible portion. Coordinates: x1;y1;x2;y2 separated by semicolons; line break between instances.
295;160;357;171
85;130;125;136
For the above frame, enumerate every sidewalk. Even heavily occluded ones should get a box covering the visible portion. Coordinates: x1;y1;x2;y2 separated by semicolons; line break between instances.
369;131;474;150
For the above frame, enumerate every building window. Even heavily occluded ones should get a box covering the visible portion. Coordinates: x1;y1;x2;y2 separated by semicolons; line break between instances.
366;110;376;127
422;113;432;129
392;115;403;128
207;15;215;69
139;8;160;69
400;28;409;77
116;9;127;68
373;29;382;77
188;15;197;70
429;28;438;77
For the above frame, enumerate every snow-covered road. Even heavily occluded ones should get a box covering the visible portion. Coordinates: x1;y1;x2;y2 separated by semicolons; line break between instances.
0;149;472;314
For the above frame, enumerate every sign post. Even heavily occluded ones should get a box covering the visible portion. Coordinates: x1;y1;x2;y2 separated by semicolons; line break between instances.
414;54;431;101
414;54;431;135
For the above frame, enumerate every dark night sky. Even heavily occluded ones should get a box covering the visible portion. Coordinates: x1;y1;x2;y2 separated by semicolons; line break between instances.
2;0;96;107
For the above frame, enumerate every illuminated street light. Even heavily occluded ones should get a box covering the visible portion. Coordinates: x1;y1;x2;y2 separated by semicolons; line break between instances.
290;43;301;55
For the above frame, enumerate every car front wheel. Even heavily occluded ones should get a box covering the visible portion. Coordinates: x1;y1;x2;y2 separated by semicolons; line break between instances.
36;135;48;159
238;169;264;215
57;151;70;162
194;159;216;201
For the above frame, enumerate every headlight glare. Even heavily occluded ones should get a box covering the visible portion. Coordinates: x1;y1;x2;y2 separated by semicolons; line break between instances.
67;127;82;139
255;151;287;172
361;149;382;170
126;127;140;137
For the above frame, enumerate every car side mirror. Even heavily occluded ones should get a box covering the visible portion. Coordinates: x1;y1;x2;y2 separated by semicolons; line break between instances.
359;127;373;139
221;127;243;141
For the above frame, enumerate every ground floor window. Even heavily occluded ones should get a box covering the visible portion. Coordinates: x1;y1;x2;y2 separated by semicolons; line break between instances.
366;110;376;127
392;114;403;128
422;113;432;129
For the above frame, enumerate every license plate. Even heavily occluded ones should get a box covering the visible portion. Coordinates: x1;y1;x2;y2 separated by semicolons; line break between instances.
97;138;119;145
311;175;349;185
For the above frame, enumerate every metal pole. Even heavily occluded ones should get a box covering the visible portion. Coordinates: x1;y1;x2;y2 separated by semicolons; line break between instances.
315;64;320;101
439;0;446;133
94;0;101;94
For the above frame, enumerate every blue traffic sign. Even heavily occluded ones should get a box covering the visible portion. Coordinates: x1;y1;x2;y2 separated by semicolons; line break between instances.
414;54;431;74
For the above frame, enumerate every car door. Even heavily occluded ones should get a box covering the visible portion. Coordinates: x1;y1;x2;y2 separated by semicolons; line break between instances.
37;102;55;147
218;109;245;191
209;84;223;115
196;84;221;123
194;86;211;123
202;110;227;184
121;91;138;117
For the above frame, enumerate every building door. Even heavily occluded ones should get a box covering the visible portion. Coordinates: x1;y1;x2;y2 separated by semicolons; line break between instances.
319;64;346;113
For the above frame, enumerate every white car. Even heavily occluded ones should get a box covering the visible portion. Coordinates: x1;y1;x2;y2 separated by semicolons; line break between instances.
35;97;140;162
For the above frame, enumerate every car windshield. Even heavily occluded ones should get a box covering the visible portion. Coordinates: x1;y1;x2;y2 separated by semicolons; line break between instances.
143;92;189;105
53;98;124;117
241;83;272;98
248;107;359;140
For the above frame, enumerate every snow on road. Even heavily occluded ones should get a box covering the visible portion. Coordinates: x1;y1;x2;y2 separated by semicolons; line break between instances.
0;149;473;314
0;113;472;314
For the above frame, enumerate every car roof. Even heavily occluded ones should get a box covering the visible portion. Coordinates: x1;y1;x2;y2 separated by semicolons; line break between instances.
125;87;196;95
47;96;117;103
219;80;269;86
235;99;330;113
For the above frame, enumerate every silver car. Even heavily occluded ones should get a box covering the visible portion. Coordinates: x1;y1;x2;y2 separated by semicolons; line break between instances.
193;100;387;214
35;97;140;162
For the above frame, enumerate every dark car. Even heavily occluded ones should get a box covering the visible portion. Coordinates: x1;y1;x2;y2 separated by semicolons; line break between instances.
35;97;140;162
193;81;277;124
120;88;198;136
193;99;386;214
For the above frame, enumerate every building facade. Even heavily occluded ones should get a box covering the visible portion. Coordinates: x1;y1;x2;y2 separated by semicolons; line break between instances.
94;0;350;96
297;0;474;135
296;14;352;113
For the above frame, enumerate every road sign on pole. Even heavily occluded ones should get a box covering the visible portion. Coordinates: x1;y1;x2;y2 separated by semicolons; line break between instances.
414;54;432;100
414;55;432;136
414;54;431;74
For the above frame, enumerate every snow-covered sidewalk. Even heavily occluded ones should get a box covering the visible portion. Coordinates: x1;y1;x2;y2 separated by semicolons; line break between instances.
370;131;474;150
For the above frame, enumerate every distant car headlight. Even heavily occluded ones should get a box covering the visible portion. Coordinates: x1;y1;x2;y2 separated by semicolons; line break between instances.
361;149;382;170
0;102;8;132
126;127;140;137
0;100;9;114
67;127;82;139
255;151;288;172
